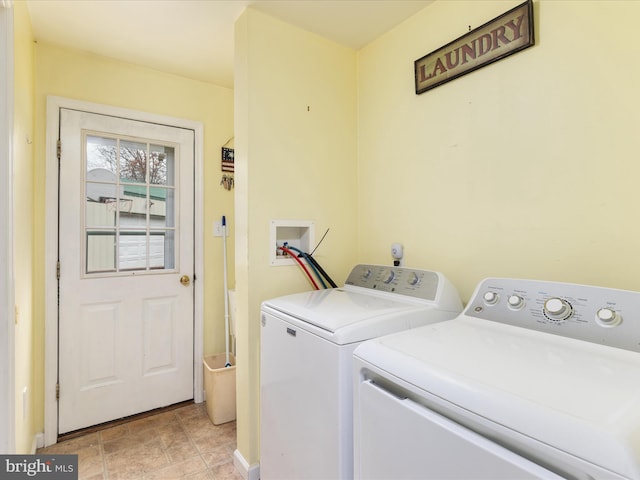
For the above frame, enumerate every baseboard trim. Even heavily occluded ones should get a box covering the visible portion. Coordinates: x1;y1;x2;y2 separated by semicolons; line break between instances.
233;449;260;480
31;432;44;454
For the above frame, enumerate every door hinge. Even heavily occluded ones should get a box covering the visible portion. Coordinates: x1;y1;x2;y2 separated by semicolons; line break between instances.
56;139;61;160
56;261;60;280
55;383;60;401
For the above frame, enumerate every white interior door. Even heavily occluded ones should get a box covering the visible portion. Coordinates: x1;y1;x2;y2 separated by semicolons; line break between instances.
58;108;195;434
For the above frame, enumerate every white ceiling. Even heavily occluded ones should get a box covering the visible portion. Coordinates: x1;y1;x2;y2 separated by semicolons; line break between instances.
25;0;433;89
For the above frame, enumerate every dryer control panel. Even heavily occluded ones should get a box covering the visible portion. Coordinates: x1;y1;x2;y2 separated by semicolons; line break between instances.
344;264;441;302
466;277;640;353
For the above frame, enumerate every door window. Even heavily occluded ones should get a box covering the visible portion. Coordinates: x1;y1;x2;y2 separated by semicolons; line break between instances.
84;132;178;275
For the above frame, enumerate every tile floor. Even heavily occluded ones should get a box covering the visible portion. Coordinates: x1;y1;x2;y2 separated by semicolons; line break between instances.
37;402;242;480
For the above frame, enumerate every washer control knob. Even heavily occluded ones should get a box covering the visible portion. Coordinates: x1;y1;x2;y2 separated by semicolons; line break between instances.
544;297;572;321
408;272;420;286
362;268;373;280
483;291;499;305
381;269;395;284
596;308;621;327
507;295;525;310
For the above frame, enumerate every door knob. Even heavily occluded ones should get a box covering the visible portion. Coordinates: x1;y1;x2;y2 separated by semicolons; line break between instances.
180;275;191;286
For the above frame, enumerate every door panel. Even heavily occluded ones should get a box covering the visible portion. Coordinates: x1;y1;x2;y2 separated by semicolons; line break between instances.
356;379;564;479
79;302;120;389
58;108;194;434
143;296;179;375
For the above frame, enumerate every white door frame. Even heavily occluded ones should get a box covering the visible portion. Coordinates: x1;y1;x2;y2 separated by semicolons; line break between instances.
44;96;205;447
0;0;15;454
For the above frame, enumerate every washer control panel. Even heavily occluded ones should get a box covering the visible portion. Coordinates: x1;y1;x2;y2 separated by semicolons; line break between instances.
466;277;640;352
345;264;440;301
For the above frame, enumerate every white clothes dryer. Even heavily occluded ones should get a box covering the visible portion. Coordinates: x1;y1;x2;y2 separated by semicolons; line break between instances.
354;277;640;479
260;264;463;480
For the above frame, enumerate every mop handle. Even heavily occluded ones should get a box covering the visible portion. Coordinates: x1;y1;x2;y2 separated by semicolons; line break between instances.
222;215;231;367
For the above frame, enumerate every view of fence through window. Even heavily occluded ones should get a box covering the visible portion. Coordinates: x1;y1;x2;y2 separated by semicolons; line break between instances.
84;133;177;274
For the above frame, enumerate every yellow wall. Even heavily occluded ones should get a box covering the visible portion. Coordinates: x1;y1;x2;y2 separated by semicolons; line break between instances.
234;0;640;469
358;0;640;301
13;0;36;454
234;8;358;466
16;0;640;463
29;42;234;448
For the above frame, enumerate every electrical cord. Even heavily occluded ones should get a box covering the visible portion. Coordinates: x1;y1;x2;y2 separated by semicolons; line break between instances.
279;246;320;290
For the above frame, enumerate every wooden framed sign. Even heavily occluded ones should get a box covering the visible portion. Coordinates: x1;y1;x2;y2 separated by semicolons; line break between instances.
415;0;534;94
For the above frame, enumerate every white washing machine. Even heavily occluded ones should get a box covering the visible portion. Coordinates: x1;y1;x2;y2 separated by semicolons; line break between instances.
354;277;640;479
260;264;463;480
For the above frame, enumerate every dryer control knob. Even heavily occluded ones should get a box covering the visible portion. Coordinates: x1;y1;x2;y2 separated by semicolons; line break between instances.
507;295;525;310
544;297;572;321
596;308;621;327
483;291;499;305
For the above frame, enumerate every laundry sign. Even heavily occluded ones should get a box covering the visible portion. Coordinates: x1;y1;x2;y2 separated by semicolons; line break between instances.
414;0;534;94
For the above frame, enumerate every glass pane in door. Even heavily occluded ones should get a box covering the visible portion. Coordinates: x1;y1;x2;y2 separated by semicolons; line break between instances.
86;230;116;273
83;132;178;276
149;144;175;186
120;140;148;184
